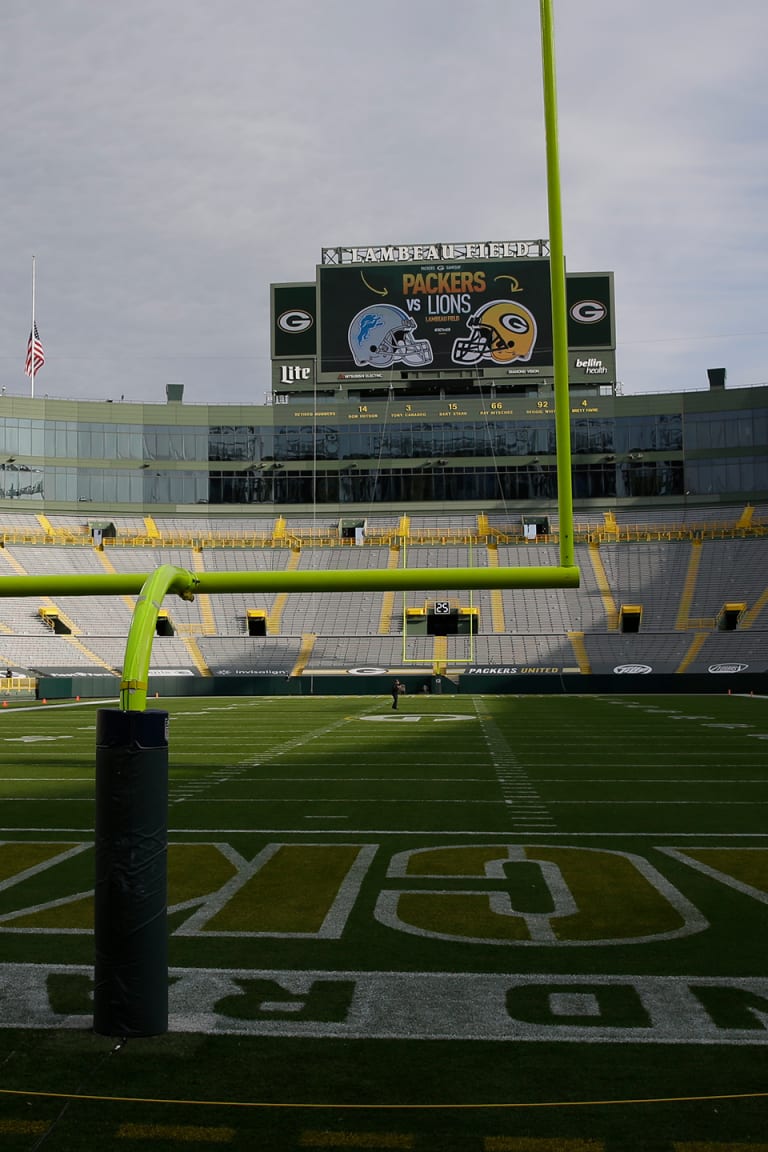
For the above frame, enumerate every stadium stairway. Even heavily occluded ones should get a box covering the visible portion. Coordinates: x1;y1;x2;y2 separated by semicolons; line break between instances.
267;549;301;633
62;634;117;673
94;547;140;614
432;634;447;674
676;631;709;672
587;543;619;629
292;633;317;676
377;546;401;634
567;631;591;673
742;586;768;628
181;635;211;676
190;548;218;635
675;539;703;630
485;542;507;632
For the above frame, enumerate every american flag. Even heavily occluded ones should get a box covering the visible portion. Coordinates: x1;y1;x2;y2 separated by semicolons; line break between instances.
25;323;45;377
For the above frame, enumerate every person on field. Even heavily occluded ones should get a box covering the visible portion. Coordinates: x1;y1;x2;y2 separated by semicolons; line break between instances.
392;679;404;709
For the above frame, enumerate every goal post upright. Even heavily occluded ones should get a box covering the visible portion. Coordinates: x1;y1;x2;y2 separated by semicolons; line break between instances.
540;0;575;571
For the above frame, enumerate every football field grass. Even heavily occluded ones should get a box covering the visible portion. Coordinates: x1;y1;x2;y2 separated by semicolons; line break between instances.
1;691;767;1150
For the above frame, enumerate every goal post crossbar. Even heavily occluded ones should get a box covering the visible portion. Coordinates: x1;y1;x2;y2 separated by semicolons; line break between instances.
0;563;580;710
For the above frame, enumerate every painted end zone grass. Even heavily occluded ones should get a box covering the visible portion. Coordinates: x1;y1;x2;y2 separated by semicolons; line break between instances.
1;693;767;1149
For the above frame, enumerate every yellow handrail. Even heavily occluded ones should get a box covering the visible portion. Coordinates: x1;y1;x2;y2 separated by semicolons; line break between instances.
0;519;765;551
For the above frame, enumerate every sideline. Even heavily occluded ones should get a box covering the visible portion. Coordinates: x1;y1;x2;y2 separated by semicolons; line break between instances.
0;698;117;713
0;1085;767;1111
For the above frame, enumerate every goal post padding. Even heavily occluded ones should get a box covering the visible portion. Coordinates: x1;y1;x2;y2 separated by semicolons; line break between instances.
94;708;169;1037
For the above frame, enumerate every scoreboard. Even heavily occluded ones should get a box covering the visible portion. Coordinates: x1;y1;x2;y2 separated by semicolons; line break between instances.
271;257;615;389
318;258;555;381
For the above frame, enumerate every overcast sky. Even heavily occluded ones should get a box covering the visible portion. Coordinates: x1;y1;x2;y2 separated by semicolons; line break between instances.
1;0;765;406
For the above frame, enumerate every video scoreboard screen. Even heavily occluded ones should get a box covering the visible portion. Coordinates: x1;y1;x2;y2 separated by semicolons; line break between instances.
317;259;555;382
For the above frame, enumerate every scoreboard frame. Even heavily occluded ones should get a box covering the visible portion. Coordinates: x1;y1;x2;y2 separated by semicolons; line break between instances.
271;264;614;388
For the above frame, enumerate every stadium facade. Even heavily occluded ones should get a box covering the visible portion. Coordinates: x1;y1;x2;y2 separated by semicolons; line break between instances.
0;376;764;516
0;243;765;517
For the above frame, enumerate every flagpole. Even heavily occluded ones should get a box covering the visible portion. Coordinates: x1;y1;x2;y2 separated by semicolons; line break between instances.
30;256;36;400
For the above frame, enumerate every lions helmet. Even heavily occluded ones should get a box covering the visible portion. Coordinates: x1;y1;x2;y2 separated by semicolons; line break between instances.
348;304;433;368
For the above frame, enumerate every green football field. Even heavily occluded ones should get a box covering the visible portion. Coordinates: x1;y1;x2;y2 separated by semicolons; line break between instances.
1;691;767;1150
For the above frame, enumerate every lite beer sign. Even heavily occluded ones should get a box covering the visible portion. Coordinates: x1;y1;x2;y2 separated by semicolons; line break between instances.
278;364;312;384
